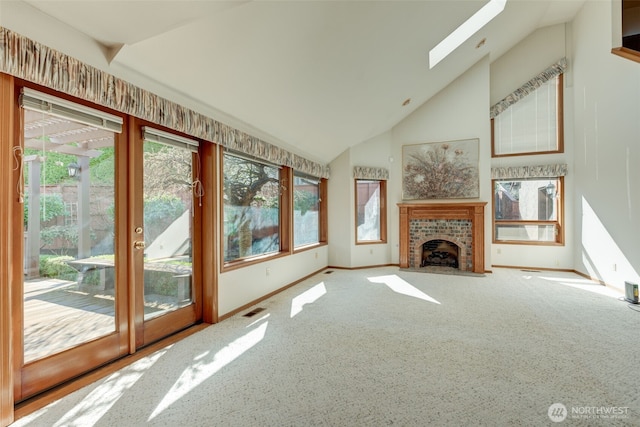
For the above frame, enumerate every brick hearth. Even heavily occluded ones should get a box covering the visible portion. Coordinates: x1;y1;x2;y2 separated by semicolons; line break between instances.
398;202;486;273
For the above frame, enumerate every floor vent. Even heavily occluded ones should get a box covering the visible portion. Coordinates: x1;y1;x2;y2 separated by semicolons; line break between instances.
324;270;334;274
243;307;265;317
521;269;541;273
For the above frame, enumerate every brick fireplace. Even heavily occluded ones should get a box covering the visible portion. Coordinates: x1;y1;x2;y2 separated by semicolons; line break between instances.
398;202;486;273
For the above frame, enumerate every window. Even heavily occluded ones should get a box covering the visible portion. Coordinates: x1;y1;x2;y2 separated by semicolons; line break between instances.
293;173;320;248
493;177;563;245
223;153;281;262
492;74;563;157
355;179;386;244
612;1;640;63
623;0;640;52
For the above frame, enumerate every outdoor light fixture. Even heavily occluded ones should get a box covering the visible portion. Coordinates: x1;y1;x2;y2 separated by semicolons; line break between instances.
546;182;556;197
67;162;81;178
429;0;507;69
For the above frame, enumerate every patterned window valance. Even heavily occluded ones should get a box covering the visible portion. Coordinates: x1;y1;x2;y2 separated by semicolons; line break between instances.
490;58;568;119
0;27;330;178
491;164;568;180
353;166;389;180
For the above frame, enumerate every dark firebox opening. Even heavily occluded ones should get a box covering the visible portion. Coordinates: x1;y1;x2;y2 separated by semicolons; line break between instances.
421;240;459;268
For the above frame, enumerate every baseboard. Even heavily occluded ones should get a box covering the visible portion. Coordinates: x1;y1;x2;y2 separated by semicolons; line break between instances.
491;265;622;289
492;264;575;273
571;270;610;286
327;263;399;270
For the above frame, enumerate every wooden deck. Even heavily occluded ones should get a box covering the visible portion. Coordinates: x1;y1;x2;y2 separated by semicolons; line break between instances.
22;275;190;363
23;278;116;362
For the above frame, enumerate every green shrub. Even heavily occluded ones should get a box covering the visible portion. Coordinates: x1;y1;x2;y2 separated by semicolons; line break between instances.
40;225;78;250
24;193;67;226
144;270;178;296
39;255;77;279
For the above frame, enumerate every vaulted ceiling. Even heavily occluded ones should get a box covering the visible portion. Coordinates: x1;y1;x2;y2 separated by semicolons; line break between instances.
1;0;585;164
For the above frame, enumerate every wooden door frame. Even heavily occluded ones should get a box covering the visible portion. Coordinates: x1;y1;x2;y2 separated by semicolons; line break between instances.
0;72;16;427
201;141;218;324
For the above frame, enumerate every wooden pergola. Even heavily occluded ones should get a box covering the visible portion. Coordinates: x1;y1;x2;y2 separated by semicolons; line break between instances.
23;109;114;277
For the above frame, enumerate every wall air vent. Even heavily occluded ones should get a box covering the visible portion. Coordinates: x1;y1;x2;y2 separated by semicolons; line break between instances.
243;307;265;317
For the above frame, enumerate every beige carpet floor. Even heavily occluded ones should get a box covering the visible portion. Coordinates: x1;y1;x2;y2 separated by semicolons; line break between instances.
12;267;640;426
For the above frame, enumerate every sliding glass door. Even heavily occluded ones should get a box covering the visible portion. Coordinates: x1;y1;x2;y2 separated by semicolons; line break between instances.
16;89;129;400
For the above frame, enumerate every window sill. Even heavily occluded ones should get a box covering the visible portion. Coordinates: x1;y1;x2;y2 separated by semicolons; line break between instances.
221;251;289;273
492;149;563;158
492;240;564;247
611;46;640;64
293;242;327;254
355;240;387;245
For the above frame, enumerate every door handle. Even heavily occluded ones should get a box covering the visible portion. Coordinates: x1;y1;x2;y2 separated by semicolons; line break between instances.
133;240;146;250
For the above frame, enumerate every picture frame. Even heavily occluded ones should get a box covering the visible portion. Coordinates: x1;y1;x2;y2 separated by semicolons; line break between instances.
402;138;479;200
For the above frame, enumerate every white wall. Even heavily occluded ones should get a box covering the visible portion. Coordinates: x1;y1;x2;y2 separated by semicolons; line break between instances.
328;149;353;267
327;132;394;269
218;245;328;316
391;57;493;271
570;0;640;290
489;24;575;270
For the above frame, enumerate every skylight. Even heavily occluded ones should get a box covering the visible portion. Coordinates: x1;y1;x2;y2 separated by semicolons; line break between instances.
429;0;507;69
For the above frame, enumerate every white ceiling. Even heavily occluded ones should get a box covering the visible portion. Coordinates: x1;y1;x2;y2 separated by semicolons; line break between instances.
3;0;585;164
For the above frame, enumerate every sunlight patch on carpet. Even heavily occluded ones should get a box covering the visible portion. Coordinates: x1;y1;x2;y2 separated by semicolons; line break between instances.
368;275;441;304
539;275;623;299
54;349;168;427
290;282;326;318
148;321;268;421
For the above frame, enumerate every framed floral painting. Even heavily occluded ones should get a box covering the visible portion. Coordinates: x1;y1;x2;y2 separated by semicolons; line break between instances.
402;139;479;200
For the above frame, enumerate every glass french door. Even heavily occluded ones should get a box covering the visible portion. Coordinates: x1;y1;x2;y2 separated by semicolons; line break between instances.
132;124;201;347
16;89;129;401
14;91;202;402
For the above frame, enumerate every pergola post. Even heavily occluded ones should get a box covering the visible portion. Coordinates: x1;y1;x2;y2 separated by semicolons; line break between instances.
77;156;91;259
25;157;42;279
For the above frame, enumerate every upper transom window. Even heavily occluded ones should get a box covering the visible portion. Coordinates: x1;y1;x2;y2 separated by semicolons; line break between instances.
492;74;564;157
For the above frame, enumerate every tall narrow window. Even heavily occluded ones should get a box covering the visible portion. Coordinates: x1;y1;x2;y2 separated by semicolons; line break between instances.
293;173;320;248
622;0;640;53
355;179;387;244
492;74;563;157
223;152;280;262
493;177;563;244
